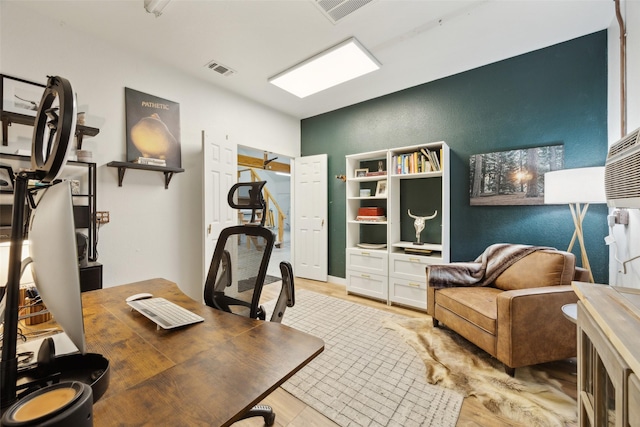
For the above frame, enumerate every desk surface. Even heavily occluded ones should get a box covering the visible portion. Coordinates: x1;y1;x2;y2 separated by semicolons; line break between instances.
572;282;640;375
81;278;324;426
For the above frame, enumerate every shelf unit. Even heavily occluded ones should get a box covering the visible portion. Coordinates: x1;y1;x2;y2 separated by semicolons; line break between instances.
346;150;389;301
0;153;98;262
107;161;184;189
345;142;450;310
1;111;100;149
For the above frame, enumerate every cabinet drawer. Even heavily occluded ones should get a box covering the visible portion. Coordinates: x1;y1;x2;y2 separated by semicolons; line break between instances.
630;373;640;427
346;270;388;301
346;249;388;275
389;253;438;281
389;276;426;310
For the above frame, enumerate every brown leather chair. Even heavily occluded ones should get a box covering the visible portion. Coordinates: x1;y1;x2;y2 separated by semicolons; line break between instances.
427;249;589;375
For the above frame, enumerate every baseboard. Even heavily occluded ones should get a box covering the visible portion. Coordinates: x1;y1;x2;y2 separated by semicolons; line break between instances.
328;275;347;286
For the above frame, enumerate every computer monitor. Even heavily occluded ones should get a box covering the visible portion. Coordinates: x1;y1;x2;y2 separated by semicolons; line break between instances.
28;181;86;354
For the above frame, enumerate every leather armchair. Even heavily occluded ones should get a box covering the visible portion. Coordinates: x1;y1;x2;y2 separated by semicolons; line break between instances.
427;249;589;375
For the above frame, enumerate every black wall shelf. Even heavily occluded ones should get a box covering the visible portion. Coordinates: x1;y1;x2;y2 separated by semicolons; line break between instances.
0;153;98;262
1;111;100;149
107;161;184;189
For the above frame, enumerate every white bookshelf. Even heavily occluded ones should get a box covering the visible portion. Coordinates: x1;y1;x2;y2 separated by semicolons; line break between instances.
345;142;450;310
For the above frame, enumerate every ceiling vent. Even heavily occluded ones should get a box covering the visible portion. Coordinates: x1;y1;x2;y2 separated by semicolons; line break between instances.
313;0;376;24
204;60;236;77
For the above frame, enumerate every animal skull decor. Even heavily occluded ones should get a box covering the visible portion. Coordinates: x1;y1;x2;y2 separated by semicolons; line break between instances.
407;209;437;245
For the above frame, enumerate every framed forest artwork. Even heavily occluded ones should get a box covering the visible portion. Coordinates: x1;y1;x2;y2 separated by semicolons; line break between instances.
469;144;564;206
125;88;181;168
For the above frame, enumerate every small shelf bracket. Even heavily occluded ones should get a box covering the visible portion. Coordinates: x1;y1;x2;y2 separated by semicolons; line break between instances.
116;166;126;187
164;171;175;190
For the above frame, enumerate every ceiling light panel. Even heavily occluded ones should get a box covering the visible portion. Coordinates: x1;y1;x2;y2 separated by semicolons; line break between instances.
268;38;381;98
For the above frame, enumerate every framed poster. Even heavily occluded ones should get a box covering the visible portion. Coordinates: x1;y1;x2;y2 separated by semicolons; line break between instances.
125;88;181;168
1;74;45;117
469;144;564;206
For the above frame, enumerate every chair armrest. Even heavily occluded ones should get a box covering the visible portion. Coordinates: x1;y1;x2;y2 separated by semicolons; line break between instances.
495;285;578;367
574;266;590;282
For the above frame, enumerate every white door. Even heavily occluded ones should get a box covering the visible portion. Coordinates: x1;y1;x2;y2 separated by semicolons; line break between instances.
202;130;237;289
293;154;328;281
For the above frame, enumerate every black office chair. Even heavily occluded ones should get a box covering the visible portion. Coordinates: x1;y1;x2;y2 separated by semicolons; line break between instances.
203;181;295;426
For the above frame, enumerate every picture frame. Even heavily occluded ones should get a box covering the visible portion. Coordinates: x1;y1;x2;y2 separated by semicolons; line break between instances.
125;88;182;168
0;164;15;193
469;144;564;206
375;180;387;196
355;168;369;178
1;74;46;117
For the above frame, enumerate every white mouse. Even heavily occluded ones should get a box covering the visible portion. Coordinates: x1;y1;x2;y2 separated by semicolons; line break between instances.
126;292;153;302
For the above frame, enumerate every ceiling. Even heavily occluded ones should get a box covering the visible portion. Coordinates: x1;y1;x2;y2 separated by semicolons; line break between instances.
15;0;614;120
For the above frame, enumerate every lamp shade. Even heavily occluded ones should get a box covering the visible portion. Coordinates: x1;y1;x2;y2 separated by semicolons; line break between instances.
544;167;606;204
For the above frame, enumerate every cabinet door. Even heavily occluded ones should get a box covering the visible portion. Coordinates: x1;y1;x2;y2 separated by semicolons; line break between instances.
389;276;426;310
629;373;640;427
346;269;388;301
347;248;388;275
578;303;630;427
389;253;437;281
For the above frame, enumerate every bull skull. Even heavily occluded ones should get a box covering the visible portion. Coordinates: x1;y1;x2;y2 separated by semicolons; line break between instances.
407;209;437;245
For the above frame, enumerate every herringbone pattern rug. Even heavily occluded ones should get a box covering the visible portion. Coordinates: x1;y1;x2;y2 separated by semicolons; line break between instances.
265;290;463;427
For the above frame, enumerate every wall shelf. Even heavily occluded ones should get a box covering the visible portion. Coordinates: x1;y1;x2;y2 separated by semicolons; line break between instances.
0;153;98;262
107;161;184;189
1;111;100;149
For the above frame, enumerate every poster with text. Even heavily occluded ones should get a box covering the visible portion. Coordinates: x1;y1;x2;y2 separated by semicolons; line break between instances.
125;88;181;168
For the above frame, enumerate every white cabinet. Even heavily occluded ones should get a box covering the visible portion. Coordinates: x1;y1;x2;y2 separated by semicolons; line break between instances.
345;143;450;310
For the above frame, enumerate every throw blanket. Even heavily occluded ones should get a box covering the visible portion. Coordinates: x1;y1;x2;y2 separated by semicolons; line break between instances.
428;243;554;289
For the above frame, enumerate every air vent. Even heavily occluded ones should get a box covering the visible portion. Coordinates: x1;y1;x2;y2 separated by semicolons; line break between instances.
204;60;236;77
605;127;640;208
313;0;376;24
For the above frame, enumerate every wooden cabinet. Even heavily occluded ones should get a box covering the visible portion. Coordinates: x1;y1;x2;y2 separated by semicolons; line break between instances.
573;282;640;427
345;143;450;310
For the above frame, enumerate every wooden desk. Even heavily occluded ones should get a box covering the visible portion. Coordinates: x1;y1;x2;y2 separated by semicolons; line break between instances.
80;278;324;426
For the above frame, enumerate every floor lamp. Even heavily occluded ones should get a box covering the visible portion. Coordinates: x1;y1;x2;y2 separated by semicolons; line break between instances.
544;167;606;283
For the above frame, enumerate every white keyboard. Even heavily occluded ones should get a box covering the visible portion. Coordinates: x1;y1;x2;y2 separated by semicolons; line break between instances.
127;298;204;330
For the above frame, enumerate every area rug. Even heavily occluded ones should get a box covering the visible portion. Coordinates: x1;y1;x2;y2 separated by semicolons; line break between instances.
384;317;577;427
264;290;463;427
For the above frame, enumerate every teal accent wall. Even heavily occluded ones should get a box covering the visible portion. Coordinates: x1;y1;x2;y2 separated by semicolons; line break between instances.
301;31;609;284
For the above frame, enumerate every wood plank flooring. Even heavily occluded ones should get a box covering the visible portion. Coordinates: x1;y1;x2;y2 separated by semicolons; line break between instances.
236;278;578;427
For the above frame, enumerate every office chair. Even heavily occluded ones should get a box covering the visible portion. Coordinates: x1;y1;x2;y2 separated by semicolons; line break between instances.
203;181;295;426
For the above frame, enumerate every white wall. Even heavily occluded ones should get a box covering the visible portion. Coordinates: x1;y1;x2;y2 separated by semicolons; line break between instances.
0;3;300;300
608;0;640;287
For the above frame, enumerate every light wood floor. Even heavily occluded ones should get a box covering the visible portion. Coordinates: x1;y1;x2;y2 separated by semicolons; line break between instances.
236;278;578;427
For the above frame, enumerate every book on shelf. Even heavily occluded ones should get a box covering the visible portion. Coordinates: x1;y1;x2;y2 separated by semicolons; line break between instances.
404;247;439;256
358;207;385;216
133;157;167;166
365;170;387;177
392;147;441;175
355;215;387;222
